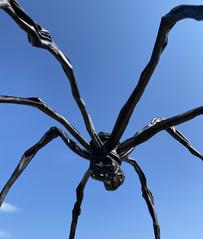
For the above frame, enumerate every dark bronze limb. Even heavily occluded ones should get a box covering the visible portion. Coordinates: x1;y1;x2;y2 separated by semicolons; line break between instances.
119;117;203;159
69;170;91;239
48;49;103;149
0;0;102;148
153;117;203;160
122;157;160;239
0;95;90;151
106;5;203;151
118;106;203;153
0;127;90;207
2;1;52;49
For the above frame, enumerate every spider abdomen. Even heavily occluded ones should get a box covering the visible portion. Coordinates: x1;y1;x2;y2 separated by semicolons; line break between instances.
90;156;125;191
90;132;125;191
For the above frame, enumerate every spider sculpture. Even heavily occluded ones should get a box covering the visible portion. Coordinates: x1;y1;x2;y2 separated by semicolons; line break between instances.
1;1;203;239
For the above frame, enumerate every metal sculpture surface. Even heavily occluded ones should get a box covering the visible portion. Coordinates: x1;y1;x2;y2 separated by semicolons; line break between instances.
0;1;203;238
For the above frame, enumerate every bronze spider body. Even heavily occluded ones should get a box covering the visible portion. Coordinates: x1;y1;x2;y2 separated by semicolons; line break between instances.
1;1;203;239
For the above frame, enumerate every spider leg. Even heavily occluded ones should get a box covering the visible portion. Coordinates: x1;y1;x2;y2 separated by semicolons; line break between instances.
69;169;91;239
153;117;203;160
0;95;91;151
118;146;135;159
106;5;203;152
122;157;160;239
0;127;91;207
0;1;102;148
118;106;203;154
119;117;203;160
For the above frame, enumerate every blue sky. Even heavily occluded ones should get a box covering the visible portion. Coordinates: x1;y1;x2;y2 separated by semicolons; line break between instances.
1;0;203;238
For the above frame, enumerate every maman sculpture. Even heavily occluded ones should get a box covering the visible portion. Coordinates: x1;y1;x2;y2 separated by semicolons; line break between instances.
1;1;203;238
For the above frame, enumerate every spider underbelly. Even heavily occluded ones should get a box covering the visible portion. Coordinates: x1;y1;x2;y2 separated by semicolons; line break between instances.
91;169;125;191
90;154;125;191
89;131;125;191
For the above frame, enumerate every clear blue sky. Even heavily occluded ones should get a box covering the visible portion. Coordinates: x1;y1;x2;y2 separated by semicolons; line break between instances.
1;0;203;238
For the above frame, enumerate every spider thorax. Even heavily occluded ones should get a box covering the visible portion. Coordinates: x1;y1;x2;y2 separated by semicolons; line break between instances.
90;132;125;191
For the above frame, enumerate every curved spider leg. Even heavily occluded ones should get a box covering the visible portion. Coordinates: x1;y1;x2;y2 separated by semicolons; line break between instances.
69;169;91;239
106;5;203;152
1;1;50;48
0;95;91;151
122;157;160;239
151;117;203;160
118;105;203;155
119;117;203;159
118;146;135;159
0;0;102;148
167;127;203;159
0;126;91;207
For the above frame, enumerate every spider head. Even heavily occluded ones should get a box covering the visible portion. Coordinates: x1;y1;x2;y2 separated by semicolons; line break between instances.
90;154;125;191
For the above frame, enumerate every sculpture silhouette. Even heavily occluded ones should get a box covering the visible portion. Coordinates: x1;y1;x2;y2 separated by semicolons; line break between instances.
1;1;203;239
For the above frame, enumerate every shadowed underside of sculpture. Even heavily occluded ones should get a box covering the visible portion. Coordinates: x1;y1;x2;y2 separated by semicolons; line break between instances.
1;1;203;239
